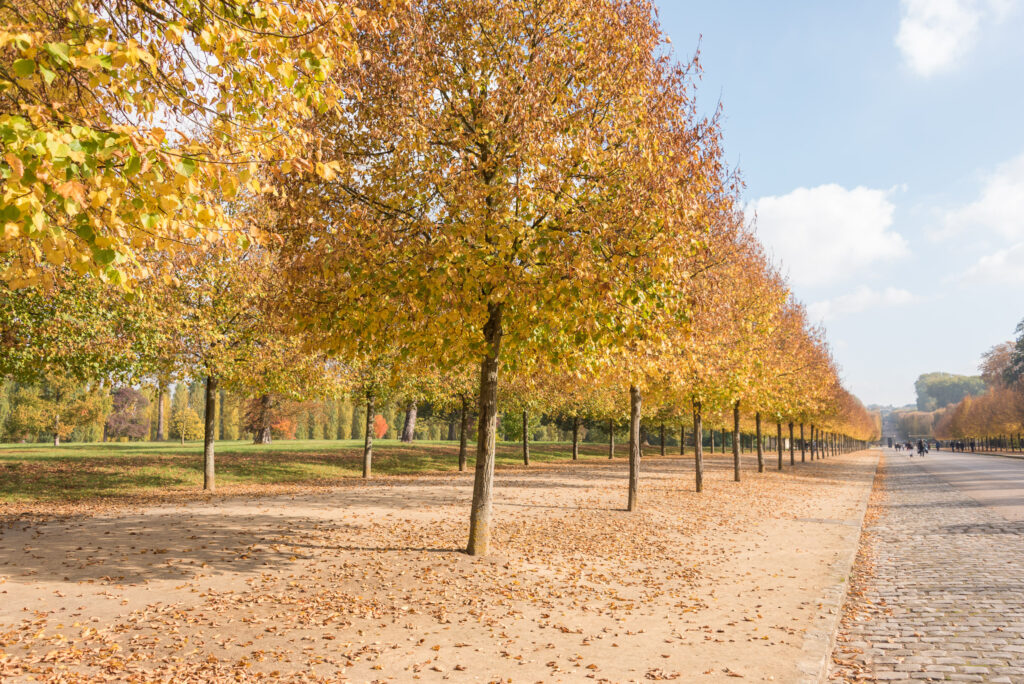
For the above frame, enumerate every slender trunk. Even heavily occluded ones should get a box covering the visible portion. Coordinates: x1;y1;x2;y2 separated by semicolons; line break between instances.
400;401;417;443
680;425;685;456
756;412;764;473
789;422;795;466
522;410;529;466
572;418;580;461
203;376;217;492
608;420;614;459
363;394;374;478
218;388;226;440
254;394;272;444
777;422;783;470
660;423;665;457
627;386;642;511
812;425;817;460
458;395;470;472
711;429;716;453
693;403;704;493
800;423;806;462
732;401;741;482
467;303;503;557
156;387;166;441
447;416;457;441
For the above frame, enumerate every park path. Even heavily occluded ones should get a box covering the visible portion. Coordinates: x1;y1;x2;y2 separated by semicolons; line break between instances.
2;449;878;683
832;450;1024;682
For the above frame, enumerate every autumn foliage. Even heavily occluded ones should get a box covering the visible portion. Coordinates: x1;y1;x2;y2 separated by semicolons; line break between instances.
1;0;879;555
373;414;388;439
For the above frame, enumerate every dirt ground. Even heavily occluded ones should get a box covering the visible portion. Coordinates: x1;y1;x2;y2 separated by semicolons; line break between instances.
0;449;878;683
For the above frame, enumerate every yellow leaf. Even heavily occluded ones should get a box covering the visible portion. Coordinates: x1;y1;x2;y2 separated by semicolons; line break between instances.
159;195;180;213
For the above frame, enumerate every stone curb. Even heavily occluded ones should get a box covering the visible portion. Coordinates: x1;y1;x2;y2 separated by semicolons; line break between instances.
967;450;1024;461
795;450;881;684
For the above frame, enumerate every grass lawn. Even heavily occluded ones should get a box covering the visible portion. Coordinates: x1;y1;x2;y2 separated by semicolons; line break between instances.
0;438;617;504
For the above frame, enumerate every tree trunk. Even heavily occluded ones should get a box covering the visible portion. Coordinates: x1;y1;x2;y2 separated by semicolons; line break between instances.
693;403;704;493
254;394;272;444
467;302;503;557
777;421;783;470
363;394;374;478
756;412;764;473
53;433;60;447
203;376;217;492
219;388;226;440
608;419;614;459
711;429;716;453
447;415;457;441
400;401;417;442
458;395;470;472
522;410;529;466
810;425;815;460
572;417;580;461
680;425;685;456
660;423;665;457
800;423;806;462
732;400;741;482
789;422;795;466
156;386;166;441
627;386;642;511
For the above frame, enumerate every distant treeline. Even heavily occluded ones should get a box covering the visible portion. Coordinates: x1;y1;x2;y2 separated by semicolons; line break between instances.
914;373;987;412
0;379;609;445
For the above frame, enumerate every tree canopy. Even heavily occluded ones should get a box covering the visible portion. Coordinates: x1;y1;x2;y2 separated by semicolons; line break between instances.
914;372;987;412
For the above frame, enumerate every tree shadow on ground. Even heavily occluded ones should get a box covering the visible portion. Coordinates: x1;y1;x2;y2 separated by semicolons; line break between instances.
0;511;358;584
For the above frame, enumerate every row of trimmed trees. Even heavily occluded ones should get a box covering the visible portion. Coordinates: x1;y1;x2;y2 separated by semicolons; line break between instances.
934;320;1024;448
2;0;878;555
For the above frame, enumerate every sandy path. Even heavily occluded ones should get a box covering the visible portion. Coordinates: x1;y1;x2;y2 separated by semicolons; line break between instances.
1;449;877;683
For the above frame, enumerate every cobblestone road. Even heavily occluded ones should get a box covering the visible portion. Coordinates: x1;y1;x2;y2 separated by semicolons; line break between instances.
832;451;1024;683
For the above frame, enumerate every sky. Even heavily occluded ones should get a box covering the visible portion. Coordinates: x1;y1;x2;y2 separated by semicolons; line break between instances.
654;0;1024;407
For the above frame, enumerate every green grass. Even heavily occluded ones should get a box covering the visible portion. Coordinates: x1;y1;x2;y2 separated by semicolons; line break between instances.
0;438;613;504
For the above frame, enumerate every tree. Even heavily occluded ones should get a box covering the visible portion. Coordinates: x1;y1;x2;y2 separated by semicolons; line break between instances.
278;0;720;554
914;372;986;411
1;0;381;288
0;273;155;383
5;373;108;445
149;243;343;488
105;386;150;440
1002;320;1024;388
170;405;202;444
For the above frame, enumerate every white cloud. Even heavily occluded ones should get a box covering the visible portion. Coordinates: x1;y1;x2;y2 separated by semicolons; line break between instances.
749;184;908;288
807;287;917;322
896;0;1017;77
959;241;1024;285
941;151;1024;239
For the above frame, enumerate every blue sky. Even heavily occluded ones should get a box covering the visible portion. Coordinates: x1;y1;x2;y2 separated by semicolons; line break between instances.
654;0;1024;406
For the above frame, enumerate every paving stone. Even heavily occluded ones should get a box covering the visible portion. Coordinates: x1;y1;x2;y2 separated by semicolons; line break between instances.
831;454;1024;682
